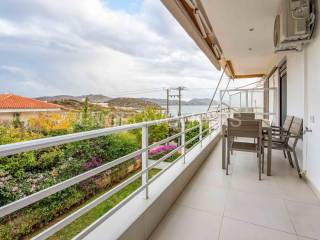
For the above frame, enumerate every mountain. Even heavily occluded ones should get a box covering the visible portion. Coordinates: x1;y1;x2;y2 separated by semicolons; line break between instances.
107;98;160;109
37;95;217;106
37;94;112;103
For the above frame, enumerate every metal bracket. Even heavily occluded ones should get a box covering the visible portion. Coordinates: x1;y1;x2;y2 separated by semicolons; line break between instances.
304;127;312;134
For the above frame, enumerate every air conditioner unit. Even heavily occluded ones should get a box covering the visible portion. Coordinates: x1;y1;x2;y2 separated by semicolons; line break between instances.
274;0;316;52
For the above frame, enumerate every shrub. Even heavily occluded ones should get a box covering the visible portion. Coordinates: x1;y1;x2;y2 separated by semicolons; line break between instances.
185;120;209;149
149;144;181;163
128;107;169;144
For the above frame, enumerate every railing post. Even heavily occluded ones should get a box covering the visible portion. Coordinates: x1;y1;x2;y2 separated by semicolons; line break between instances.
180;117;186;163
208;114;211;135
141;125;149;199
199;115;203;147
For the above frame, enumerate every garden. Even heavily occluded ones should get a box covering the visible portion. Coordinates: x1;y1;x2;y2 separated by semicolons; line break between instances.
0;104;209;239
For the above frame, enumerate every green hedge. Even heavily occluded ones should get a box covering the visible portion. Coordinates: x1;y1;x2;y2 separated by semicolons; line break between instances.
0;131;140;240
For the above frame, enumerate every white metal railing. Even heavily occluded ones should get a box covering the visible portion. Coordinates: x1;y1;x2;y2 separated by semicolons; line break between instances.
0;111;221;240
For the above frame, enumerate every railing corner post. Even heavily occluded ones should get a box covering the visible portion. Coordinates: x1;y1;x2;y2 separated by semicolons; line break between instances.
198;115;203;147
142;125;149;199
180;118;186;164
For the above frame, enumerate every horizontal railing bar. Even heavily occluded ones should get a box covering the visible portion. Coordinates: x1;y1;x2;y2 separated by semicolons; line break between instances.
0;111;221;240
32;167;147;240
148;132;182;149
34;128;220;240
148;145;183;170
0;148;145;218
185;124;200;133
0;111;218;157
149;128;219;186
0;125;202;218
185;133;202;146
0;123;143;157
73;184;147;240
148;154;183;186
202;128;209;135
0;131;186;218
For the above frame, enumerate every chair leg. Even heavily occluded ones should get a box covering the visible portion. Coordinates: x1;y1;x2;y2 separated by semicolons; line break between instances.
258;152;262;181
293;150;302;178
261;148;265;174
287;150;294;168
283;149;287;159
226;146;230;175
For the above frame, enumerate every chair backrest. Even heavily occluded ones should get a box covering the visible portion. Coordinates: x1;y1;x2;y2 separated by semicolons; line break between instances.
227;118;262;139
289;117;303;137
282;115;294;131
233;113;255;120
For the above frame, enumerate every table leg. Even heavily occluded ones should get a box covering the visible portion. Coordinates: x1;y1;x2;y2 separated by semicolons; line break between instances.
222;125;226;170
267;128;272;176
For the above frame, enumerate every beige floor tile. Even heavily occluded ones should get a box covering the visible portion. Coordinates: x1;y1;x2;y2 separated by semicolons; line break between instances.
190;167;231;189
149;140;320;240
286;200;320;240
149;205;221;240
224;190;295;233
220;217;298;240
230;174;282;197
275;177;320;205
176;183;227;216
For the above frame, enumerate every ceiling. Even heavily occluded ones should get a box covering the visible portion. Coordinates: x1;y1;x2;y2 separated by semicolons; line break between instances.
201;0;280;75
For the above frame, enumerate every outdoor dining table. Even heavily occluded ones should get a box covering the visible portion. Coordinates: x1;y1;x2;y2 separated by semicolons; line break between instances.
221;120;273;176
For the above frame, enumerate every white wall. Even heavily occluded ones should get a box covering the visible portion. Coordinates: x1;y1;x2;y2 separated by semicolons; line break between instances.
286;52;305;118
285;0;320;195
303;1;320;195
286;52;305;165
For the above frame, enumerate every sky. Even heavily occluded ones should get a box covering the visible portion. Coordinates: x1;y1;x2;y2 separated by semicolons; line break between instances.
0;0;254;100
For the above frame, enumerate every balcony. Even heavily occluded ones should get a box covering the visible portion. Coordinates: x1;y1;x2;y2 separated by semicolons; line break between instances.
1;107;320;240
149;141;320;240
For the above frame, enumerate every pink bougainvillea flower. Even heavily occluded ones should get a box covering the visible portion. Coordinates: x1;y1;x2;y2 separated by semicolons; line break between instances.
149;145;176;155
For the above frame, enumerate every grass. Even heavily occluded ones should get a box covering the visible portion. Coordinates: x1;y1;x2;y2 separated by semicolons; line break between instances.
47;168;161;240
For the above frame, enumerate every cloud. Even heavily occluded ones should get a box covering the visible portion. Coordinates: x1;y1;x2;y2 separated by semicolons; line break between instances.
0;0;223;99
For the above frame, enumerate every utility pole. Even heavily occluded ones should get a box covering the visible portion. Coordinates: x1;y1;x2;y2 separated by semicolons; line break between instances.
178;87;182;116
165;87;185;116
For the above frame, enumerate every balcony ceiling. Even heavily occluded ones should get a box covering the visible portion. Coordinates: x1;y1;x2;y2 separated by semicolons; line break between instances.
201;0;280;75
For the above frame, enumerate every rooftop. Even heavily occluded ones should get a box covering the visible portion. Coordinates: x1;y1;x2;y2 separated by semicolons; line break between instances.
0;94;61;110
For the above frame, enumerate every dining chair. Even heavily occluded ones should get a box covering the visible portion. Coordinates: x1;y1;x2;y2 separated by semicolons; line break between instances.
233;112;255;120
270;115;294;159
286;117;303;178
263;117;303;177
226;118;263;180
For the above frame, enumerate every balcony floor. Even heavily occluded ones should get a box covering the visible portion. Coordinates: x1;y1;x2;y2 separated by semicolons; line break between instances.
149;141;320;240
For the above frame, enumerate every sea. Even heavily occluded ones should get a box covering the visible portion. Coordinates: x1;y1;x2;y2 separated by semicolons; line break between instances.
161;105;209;116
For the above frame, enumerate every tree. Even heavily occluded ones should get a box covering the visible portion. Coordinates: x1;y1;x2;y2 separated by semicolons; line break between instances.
128;107;169;144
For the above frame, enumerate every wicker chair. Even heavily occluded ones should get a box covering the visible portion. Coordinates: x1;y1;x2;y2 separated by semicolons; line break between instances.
226;118;263;180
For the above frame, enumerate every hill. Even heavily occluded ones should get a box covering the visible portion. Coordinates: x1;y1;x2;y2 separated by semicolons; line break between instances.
37;94;111;103
49;99;108;111
107;98;160;109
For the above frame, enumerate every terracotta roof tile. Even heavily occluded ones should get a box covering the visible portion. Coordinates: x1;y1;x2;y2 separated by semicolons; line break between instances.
0;94;62;110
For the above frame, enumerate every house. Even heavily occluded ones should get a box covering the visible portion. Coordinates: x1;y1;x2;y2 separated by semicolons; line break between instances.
0;94;62;124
